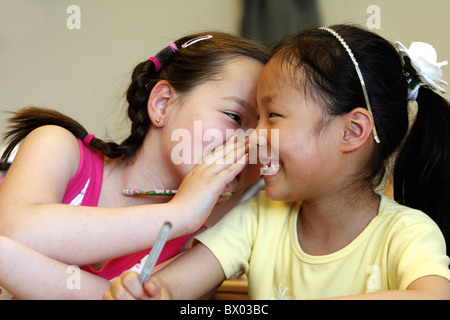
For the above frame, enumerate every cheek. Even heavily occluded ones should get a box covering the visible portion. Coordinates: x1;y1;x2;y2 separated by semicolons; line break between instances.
201;126;227;155
202;115;247;152
189;122;229;164
279;135;316;177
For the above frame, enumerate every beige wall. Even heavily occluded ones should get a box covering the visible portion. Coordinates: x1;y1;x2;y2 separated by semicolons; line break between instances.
317;0;450;58
0;0;243;143
1;0;449;151
316;0;450;100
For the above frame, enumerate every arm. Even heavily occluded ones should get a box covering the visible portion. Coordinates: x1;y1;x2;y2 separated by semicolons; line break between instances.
0;127;192;265
103;243;226;300
0;126;248;265
330;276;450;300
332;215;450;300
0;236;109;299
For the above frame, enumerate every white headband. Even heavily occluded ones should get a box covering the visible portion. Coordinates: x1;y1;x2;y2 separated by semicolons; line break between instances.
319;27;381;144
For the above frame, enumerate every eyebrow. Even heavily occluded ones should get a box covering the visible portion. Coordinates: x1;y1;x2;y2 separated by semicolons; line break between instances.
222;96;251;110
259;95;275;106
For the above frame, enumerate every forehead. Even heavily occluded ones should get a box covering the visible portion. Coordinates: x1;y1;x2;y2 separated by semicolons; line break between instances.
257;57;297;102
179;57;262;115
258;56;324;109
188;57;262;90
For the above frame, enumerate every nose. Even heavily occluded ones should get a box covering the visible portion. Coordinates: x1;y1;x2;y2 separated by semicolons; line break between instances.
248;122;272;166
251;121;268;148
251;120;279;166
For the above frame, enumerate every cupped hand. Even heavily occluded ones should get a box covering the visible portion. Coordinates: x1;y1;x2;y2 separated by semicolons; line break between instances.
171;135;249;231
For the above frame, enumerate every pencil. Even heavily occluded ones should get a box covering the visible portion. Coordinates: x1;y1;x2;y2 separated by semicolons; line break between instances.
122;188;234;197
123;189;177;196
139;221;172;285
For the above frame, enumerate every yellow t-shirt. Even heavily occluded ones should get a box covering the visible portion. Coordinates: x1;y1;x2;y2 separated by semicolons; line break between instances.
195;191;450;299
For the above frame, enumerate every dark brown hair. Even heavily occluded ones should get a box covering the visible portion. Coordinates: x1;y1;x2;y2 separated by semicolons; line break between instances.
1;32;269;167
273;24;449;252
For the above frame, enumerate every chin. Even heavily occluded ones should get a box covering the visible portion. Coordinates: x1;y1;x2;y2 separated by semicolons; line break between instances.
265;184;300;202
264;186;285;201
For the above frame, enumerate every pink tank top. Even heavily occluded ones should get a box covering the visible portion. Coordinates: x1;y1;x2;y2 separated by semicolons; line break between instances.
61;138;192;280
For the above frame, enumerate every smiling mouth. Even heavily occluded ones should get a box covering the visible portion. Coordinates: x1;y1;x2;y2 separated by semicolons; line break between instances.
261;162;283;176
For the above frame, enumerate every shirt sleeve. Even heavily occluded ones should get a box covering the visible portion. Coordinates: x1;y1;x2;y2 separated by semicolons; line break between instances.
388;214;450;290
194;193;260;280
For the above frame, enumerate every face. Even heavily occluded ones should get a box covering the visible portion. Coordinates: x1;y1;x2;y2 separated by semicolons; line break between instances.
163;57;264;198
255;58;343;202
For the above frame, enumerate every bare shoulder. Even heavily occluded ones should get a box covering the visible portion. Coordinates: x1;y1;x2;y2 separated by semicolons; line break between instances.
24;124;80;145
0;125;84;205
13;125;81;180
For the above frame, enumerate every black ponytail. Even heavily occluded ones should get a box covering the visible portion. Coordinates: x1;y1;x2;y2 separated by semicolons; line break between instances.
394;87;450;253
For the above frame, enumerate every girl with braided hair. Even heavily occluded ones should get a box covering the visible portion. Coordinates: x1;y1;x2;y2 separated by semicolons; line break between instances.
0;32;268;299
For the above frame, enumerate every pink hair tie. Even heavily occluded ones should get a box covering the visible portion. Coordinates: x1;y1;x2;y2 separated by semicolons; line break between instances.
169;41;178;53
148;57;160;72
83;134;95;146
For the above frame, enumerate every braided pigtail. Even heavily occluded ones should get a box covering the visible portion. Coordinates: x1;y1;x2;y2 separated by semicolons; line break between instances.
117;44;179;160
0;46;173;165
2;32;268;167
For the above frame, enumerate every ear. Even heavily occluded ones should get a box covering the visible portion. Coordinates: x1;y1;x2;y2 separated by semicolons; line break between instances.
340;108;373;153
147;80;175;127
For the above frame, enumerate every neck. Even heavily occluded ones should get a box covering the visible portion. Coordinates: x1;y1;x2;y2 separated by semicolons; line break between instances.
297;188;380;255
100;133;184;207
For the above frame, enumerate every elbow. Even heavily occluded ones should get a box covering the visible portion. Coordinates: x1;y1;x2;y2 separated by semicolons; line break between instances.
0;212;12;238
0;210;28;242
0;224;22;242
407;275;450;300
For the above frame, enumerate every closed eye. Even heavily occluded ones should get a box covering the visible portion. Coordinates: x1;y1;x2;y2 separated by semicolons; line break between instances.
269;113;281;118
